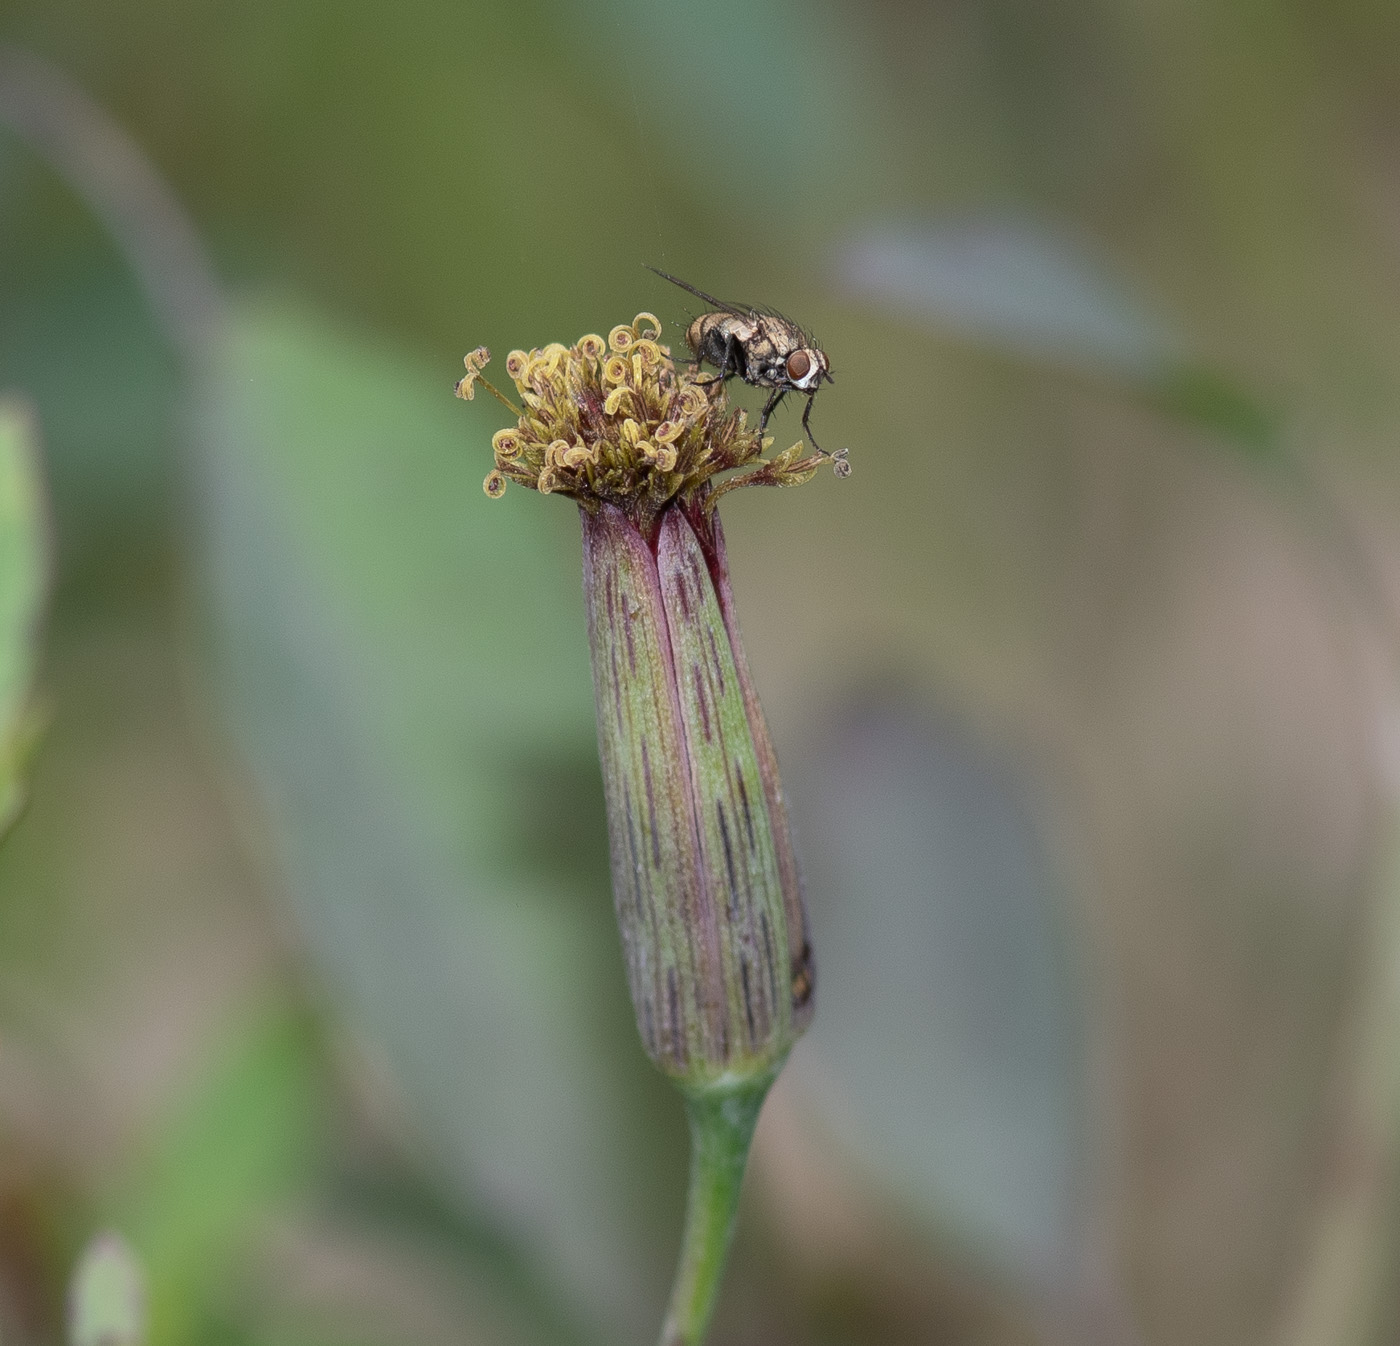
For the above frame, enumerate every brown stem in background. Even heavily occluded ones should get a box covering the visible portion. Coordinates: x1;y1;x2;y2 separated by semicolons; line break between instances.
1269;463;1400;1346
0;45;224;370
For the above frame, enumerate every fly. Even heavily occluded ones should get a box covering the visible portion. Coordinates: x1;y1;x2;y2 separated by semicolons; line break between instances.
648;268;848;473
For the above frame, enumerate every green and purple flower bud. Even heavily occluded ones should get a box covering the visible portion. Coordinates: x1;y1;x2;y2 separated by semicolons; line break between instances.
583;499;813;1084
462;313;820;1089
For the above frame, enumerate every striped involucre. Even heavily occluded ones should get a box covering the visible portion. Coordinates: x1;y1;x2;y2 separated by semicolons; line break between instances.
582;501;813;1084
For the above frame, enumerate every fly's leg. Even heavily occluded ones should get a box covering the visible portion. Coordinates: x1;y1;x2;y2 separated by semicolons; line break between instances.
758;387;786;435
801;392;828;456
802;392;852;476
700;334;743;393
722;333;745;381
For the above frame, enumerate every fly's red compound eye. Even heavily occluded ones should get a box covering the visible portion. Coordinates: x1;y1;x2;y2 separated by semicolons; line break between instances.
786;350;812;382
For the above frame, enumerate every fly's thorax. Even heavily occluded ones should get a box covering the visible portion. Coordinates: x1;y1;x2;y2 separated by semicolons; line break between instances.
743;338;785;386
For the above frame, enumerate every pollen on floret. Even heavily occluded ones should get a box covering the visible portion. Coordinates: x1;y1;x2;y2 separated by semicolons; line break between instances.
483;469;507;498
608;325;636;353
505;350;529;383
577;333;607;361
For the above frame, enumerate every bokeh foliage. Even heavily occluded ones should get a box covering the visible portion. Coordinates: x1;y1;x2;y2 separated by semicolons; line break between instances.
0;400;46;838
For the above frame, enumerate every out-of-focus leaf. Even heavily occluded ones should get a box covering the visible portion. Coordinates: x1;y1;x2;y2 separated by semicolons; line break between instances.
1151;362;1280;459
116;1006;324;1346
1272;792;1400;1346
796;698;1084;1283
557;0;888;214
68;1232;145;1346
839;216;1178;379
0;397;47;837
322;1163;599;1346
194;299;678;1342
838;216;1279;455
0;265;179;559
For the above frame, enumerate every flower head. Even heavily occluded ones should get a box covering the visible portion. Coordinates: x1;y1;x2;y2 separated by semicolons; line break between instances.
471;313;826;531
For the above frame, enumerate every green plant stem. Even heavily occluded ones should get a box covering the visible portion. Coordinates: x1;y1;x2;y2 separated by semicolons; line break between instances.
659;1073;775;1346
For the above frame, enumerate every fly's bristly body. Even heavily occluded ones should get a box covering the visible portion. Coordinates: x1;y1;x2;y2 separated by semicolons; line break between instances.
648;268;849;475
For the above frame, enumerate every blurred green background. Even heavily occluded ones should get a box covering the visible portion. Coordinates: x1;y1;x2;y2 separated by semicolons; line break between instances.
4;2;1400;1343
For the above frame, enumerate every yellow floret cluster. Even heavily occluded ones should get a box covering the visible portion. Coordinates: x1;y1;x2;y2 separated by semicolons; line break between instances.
457;314;821;528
